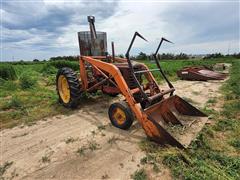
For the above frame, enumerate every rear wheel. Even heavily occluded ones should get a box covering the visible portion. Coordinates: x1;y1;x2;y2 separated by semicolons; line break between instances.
108;101;134;130
56;67;81;108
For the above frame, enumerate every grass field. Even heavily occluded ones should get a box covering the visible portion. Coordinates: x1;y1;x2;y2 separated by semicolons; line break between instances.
0;62;75;129
1;57;240;179
0;58;239;129
138;60;240;180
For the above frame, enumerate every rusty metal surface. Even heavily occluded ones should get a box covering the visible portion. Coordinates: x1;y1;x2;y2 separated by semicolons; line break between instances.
177;66;227;81
78;31;107;56
144;95;208;148
115;63;143;90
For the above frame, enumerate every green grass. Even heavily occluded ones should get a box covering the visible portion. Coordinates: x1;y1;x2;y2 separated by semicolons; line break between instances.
139;60;240;179
0;62;74;129
138;58;236;82
40;64;58;75
76;146;86;156
65;137;77;144
88;140;100;151
221;61;240;119
131;168;147;180
0;64;17;80
107;136;119;145
0;161;13;177
42;155;50;163
0;58;238;130
19;72;37;89
229;139;240;150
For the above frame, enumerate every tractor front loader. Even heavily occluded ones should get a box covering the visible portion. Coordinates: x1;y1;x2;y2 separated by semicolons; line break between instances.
56;16;207;148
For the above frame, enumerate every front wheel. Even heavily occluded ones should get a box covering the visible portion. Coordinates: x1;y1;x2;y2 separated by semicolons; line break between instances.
108;101;134;130
56;67;81;108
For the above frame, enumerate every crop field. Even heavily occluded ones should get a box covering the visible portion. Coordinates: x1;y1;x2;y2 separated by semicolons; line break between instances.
0;58;240;179
0;57;237;129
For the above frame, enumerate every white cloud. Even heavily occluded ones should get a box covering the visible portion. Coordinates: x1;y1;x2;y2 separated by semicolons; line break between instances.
164;39;239;54
1;0;239;61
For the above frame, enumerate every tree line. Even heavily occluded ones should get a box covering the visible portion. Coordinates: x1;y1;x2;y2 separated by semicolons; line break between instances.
45;52;239;61
22;52;240;62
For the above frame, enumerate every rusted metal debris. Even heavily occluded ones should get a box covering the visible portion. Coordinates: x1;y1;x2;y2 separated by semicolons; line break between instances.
177;66;227;81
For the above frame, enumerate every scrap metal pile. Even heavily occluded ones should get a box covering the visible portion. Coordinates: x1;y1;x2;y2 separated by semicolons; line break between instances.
177;66;227;81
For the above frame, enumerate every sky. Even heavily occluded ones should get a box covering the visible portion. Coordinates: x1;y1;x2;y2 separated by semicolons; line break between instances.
1;0;239;61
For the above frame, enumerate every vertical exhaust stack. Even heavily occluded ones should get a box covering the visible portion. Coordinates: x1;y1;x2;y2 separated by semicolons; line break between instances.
78;16;108;56
87;16;97;40
111;42;115;61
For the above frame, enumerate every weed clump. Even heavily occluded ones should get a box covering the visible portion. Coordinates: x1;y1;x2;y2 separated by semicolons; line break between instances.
0;64;17;80
221;61;240;118
229;139;240;149
19;73;37;89
88;140;100;151
2;96;23;110
42;156;50;163
162;150;240;179
0;161;13;176
131;168;147;180
0;80;17;91
0;77;5;84
65;137;76;144
76;146;86;156
48;61;79;71
107;136;118;145
214;119;237;131
41;64;57;75
45;75;55;86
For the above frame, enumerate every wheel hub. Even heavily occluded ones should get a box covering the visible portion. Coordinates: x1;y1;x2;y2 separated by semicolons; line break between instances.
58;75;70;103
113;108;126;125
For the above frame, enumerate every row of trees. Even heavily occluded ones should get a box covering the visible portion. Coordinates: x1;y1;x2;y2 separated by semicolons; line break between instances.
32;56;79;62
31;52;240;62
49;56;79;61
107;52;189;60
203;53;240;59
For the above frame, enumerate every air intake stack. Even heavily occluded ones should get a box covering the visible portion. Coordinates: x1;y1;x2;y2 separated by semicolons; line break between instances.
78;16;107;56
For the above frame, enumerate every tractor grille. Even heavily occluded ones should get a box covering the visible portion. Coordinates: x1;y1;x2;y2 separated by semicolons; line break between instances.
116;64;142;89
128;67;142;89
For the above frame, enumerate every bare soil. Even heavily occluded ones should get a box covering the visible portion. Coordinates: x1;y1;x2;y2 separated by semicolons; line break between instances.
0;79;225;180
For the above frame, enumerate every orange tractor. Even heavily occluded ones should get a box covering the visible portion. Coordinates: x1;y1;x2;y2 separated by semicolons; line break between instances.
56;16;207;148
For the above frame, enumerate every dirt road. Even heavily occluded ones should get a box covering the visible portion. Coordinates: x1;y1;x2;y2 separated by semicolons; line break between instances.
1;79;225;179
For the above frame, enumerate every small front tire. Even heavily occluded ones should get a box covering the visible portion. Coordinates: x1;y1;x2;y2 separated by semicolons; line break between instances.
108;101;134;130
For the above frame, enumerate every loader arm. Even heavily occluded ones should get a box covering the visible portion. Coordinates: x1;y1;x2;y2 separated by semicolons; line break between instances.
80;56;170;144
153;38;174;95
125;32;175;106
80;56;202;149
125;32;149;101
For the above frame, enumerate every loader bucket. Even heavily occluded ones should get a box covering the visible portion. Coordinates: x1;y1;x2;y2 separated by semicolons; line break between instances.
177;67;227;81
144;95;208;148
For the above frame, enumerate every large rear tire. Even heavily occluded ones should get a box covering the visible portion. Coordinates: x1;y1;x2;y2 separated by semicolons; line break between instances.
108;101;134;130
56;67;81;108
